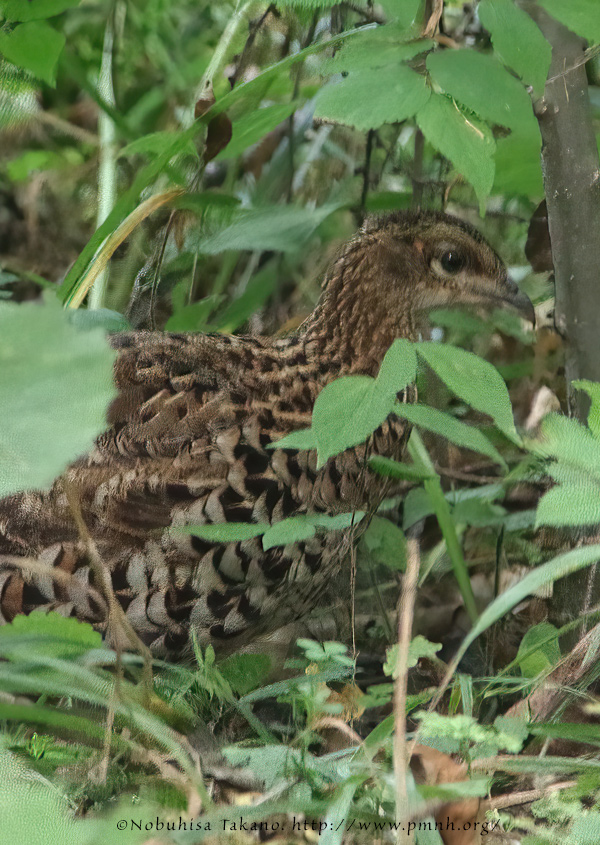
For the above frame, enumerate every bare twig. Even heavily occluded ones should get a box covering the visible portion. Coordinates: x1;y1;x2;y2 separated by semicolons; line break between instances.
61;477;154;692
394;537;420;843
423;0;444;38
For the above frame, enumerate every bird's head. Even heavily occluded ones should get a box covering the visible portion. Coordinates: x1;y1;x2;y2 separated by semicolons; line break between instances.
305;210;534;374
363;211;535;325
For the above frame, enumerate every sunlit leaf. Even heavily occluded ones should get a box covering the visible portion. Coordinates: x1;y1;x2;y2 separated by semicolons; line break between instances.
394;403;506;467
196;203;342;254
573;379;600;439
315;64;430;131
516;622;560;677
0;20;65;86
427;49;534;131
0;0;80;20
538;0;600;44
416;342;518;442
216;102;298;161
535;482;600;528
416;93;495;209
479;0;551;94
0;300;116;497
312;376;395;468
176;523;269;542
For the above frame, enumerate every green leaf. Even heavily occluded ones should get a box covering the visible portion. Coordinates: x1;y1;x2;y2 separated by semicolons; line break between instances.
262;516;316;549
361;515;407;571
0;612;103;660
379;0;423;28
416;93;495;209
478;0;552;95
67;308;130;333
215;101;298;161
376;338;417;396
384;636;442;677
394;404;507;467
195;202;342;254
311;512;364;530
315;64;430;131
219;653;272;696
493;125;543;198
0;746;84;845
119;130;198;160
273;0;336;7
416;342;518;442
535;482;600;528
261;512;362;550
369;454;434;482
573;380;600;439
165;296;224;332
537;413;600;479
0;0;80;20
215;263;279;333
538;0;600;45
177;523;269;542
323;27;433;73
7;148;83;181
268;427;317;452
427;49;534;131
0;20;65;86
0;300;116;498
455;544;600;667
516;622;560;678
312;376;395;468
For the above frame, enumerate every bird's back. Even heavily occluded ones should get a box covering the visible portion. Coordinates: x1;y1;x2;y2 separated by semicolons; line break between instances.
0;328;404;655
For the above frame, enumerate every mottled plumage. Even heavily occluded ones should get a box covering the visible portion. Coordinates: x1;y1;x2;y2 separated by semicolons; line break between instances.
0;212;533;656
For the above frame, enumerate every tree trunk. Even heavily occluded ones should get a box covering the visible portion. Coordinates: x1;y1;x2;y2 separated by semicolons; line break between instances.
521;2;600;635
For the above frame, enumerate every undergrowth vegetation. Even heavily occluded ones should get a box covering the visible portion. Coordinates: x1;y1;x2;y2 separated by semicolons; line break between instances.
1;1;600;843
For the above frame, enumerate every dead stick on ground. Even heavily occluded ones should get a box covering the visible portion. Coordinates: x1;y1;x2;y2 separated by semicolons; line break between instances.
393;537;420;844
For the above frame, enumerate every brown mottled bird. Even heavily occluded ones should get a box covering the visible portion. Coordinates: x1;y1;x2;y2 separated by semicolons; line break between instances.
0;212;533;656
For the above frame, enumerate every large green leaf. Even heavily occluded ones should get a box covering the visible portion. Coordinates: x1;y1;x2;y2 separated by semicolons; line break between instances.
315;64;430;131
312;376;395;468
416;93;495;209
416;342;518;442
376;338;417;397
269;427;317;452
0;612;103;660
535;482;600;528
493;125;543;198
195;203;341;254
0;20;65;86
573;380;600;439
538;0;600;44
361;516;407;571
537;413;600;479
0;300;116;497
322;27;433;73
0;0;80;20
516;621;561;678
394;404;506;466
427;49;534;131
215;101;298;161
478;0;551;95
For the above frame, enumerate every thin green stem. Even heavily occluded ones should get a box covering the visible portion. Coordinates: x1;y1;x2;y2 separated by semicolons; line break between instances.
408;430;479;624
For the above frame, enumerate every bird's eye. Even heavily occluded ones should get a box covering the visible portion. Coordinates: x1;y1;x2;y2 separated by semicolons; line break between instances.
440;250;465;274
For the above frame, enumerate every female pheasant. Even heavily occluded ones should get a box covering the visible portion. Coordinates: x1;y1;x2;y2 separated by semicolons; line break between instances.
0;211;533;656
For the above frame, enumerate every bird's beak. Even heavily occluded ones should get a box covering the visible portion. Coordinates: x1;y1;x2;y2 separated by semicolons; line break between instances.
498;277;536;327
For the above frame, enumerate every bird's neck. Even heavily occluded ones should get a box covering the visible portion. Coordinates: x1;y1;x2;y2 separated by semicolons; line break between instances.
299;243;418;378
